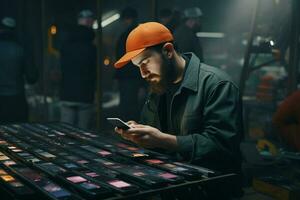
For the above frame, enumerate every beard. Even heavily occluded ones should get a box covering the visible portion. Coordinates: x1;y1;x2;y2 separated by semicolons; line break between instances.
149;78;167;95
149;56;175;95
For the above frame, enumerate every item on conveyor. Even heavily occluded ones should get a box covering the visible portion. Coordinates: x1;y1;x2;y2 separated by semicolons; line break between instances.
140;158;203;180
58;171;113;199
0;151;82;200
0;161;36;199
92;156;184;188
0;123;222;200
11;165;83;200
76;168;139;194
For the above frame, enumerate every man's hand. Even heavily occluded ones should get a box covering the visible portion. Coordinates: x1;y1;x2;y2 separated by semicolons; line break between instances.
114;121;178;150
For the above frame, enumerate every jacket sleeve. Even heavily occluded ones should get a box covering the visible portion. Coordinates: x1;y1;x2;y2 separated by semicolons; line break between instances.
176;81;243;171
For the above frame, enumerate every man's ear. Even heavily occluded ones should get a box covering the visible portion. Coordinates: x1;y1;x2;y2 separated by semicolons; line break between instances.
162;42;174;58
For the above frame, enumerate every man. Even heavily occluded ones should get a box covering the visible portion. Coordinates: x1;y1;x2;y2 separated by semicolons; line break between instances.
59;9;96;129
158;8;181;33
114;22;243;199
115;7;145;121
174;7;204;61
0;17;38;124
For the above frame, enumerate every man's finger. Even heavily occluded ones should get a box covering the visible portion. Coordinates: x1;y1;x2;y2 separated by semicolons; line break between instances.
127;120;137;125
114;127;122;134
126;128;148;135
130;124;148;129
122;132;142;141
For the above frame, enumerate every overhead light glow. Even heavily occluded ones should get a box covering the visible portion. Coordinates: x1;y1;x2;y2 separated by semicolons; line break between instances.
50;25;57;35
196;32;225;38
104;57;110;66
92;13;120;29
92;21;98;30
101;13;120;28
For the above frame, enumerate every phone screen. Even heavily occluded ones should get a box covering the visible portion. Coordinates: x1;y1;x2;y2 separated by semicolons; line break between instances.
1;175;15;182
159;172;178;179
9;181;24;187
107;118;130;130
108;180;131;188
63;163;79;169
66;176;87;183
3;160;16;166
98;150;112;156
0;155;9;161
79;182;101;190
85;172;99;178
18;168;41;182
145;159;164;164
39;152;56;158
39;163;66;174
43;183;71;198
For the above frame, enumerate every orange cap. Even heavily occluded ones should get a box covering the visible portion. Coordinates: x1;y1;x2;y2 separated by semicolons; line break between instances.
114;22;173;68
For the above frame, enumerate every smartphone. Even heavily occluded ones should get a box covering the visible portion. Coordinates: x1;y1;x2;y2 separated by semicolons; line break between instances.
106;118;130;130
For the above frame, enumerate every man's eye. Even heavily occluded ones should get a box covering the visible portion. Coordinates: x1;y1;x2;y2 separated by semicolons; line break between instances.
143;58;150;64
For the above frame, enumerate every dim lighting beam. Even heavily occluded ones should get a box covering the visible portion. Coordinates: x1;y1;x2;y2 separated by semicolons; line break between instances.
196;32;225;38
93;13;120;29
101;13;120;27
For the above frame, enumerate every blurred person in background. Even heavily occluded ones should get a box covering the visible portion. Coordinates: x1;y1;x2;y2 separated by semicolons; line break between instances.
59;9;96;129
115;7;145;122
174;7;204;61
273;90;300;152
0;17;38;124
158;8;182;33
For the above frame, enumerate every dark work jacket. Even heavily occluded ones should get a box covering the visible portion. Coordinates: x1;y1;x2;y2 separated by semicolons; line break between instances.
0;31;38;95
141;53;243;175
59;25;96;103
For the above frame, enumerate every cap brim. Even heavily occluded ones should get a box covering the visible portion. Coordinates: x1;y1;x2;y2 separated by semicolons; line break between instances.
114;48;145;68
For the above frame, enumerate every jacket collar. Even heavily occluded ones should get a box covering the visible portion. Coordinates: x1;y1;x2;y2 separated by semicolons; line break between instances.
178;52;200;93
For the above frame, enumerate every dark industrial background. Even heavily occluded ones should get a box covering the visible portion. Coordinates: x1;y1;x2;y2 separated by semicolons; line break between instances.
0;1;299;199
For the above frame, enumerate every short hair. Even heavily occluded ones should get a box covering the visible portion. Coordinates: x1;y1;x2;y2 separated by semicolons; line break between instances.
148;41;178;53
